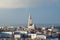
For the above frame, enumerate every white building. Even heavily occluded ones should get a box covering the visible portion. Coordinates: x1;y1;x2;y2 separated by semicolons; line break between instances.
20;31;27;34
14;32;21;40
42;25;46;30
48;29;52;31
28;33;46;40
2;32;13;35
15;31;27;34
36;34;46;40
28;33;36;39
14;34;21;38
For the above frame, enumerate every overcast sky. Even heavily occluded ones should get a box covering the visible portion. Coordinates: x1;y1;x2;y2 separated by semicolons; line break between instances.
0;0;60;25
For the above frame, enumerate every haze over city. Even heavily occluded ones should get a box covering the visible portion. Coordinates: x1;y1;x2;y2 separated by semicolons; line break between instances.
0;0;60;25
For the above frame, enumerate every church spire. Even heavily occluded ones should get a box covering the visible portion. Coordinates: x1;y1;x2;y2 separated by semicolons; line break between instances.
28;13;32;26
28;8;32;20
29;13;32;20
27;8;35;30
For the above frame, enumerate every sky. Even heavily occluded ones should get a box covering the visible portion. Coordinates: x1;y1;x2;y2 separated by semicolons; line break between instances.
0;0;60;25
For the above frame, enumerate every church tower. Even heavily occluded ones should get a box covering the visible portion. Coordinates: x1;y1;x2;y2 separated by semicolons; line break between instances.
28;13;32;26
28;13;35;29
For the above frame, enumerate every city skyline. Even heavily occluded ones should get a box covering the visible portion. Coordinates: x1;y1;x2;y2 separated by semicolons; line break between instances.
0;0;60;25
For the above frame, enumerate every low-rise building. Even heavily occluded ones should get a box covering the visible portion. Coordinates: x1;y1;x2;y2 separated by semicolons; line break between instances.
28;33;36;39
36;34;46;40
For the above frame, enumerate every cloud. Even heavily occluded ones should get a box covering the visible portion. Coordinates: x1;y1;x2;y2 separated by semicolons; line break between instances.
0;0;60;8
